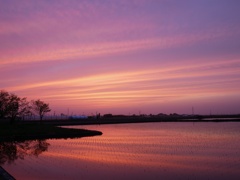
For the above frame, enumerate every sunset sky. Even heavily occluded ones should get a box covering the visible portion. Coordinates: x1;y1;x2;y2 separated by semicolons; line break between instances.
1;0;240;115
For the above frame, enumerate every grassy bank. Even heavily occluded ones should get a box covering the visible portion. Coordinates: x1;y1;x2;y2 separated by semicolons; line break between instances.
0;123;102;142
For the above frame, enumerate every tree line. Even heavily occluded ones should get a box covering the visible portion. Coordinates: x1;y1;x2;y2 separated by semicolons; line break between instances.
0;90;51;123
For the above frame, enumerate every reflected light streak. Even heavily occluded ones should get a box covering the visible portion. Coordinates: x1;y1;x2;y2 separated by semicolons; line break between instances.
42;122;240;175
44;149;229;172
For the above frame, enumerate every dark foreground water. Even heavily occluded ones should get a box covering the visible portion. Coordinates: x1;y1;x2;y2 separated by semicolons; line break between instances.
2;122;240;180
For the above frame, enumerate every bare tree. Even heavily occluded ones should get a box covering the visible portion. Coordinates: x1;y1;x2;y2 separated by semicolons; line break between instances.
0;90;9;118
19;97;32;121
6;93;21;123
32;99;51;121
1;90;51;122
2;92;31;123
0;90;34;123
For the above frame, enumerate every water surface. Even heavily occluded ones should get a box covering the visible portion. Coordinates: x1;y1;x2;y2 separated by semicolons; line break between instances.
2;122;240;179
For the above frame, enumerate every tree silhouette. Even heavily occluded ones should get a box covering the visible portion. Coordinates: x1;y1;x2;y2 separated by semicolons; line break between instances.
6;93;21;123
0;90;31;123
32;99;51;121
0;90;9;118
18;97;32;120
1;90;52;122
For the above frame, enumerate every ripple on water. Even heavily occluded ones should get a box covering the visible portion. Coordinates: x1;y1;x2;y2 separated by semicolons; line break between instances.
2;122;240;180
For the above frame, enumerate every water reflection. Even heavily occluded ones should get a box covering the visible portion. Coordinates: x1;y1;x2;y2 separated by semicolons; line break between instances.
2;123;240;180
0;140;49;165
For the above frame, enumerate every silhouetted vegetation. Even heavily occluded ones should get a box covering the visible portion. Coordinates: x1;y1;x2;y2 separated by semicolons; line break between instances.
0;90;32;123
31;99;51;121
0;90;50;123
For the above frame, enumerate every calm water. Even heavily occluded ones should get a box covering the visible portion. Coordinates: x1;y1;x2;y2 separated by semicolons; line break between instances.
2;122;240;180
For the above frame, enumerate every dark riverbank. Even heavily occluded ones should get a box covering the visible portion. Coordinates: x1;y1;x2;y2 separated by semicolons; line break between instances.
1;115;240;142
0;123;102;142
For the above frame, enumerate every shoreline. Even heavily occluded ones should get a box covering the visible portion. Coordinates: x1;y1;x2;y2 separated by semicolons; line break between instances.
0;166;15;180
20;117;240;126
0;124;102;143
1;117;239;142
